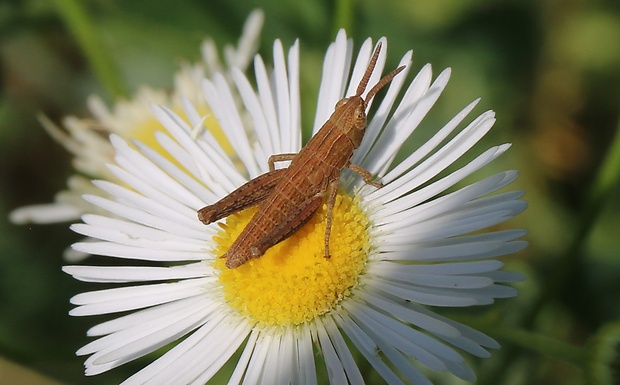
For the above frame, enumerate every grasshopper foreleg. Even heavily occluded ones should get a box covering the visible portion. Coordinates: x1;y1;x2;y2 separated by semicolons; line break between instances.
323;177;340;259
346;161;383;188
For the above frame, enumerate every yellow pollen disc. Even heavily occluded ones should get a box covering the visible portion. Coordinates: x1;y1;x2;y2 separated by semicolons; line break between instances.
213;193;372;327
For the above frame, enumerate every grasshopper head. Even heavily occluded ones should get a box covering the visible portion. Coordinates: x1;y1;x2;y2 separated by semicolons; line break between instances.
334;96;368;148
335;42;405;148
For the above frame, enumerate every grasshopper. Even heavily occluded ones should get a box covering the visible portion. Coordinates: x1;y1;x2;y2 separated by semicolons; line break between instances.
198;43;405;268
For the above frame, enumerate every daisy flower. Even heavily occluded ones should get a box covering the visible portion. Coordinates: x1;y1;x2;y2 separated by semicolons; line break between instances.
8;10;264;230
64;30;527;385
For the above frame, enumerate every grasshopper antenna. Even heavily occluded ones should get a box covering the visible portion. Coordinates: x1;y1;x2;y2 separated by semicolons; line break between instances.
365;65;405;103
356;43;383;97
355;42;406;103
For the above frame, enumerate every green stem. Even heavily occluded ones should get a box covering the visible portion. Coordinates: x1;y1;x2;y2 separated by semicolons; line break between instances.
53;0;127;99
547;113;620;318
571;115;620;253
527;114;620;320
333;0;355;35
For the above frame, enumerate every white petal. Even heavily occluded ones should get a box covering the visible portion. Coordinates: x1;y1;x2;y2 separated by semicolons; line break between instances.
226;9;264;71
373;161;516;236
134;138;219;203
227;329;260;385
9;202;82;224
166;322;250;385
383;205;522;246
272;39;293;156
374;268;494;289
334;313;409;385
150;105;245;191
260;332;285;385
202;74;259;177
93;178;199;228
322;316;364;385
363;68;451;176
313;30;354;132
63;263;211;283
85;296;207;336
232;67;276;157
354;290;459;338
159;111;243;191
69;278;210;316
80;214;208;246
365;114;499;207
352;50;413;166
378;98;481;185
72;240;208;262
122;316;250;385
82;299;216;368
81;194;211;241
414;306;500;356
286;40;302;152
371;259;504;275
243;331;273;384
253;54;282;154
109;136;207;211
344;301;463;370
71;219;208;253
275;328;295;385
294;325;317;385
367;278;484;307
376;232;527;262
315;318;348;385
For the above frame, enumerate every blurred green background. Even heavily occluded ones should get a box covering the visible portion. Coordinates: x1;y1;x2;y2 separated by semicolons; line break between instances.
1;0;619;384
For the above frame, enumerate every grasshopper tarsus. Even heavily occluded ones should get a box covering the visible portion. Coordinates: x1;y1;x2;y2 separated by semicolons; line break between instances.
346;161;383;189
199;42;405;268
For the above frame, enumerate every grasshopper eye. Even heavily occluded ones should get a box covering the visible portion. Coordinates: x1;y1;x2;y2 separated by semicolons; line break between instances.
354;106;366;124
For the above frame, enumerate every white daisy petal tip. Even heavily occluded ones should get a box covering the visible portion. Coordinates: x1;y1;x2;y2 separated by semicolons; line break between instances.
107;134;129;155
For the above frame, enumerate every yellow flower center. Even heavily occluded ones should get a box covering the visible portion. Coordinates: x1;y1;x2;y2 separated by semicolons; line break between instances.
214;193;372;327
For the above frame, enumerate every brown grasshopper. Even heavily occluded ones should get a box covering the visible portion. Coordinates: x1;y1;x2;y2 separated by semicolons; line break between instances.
198;43;405;268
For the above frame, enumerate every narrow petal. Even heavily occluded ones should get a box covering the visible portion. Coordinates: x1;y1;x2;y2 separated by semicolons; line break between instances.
313;30;354;132
334;313;409;385
121;316;250;385
322;316;365;385
362;68;452;176
352;50;413;166
69;278;210;316
63;263;211;283
10;203;82;224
